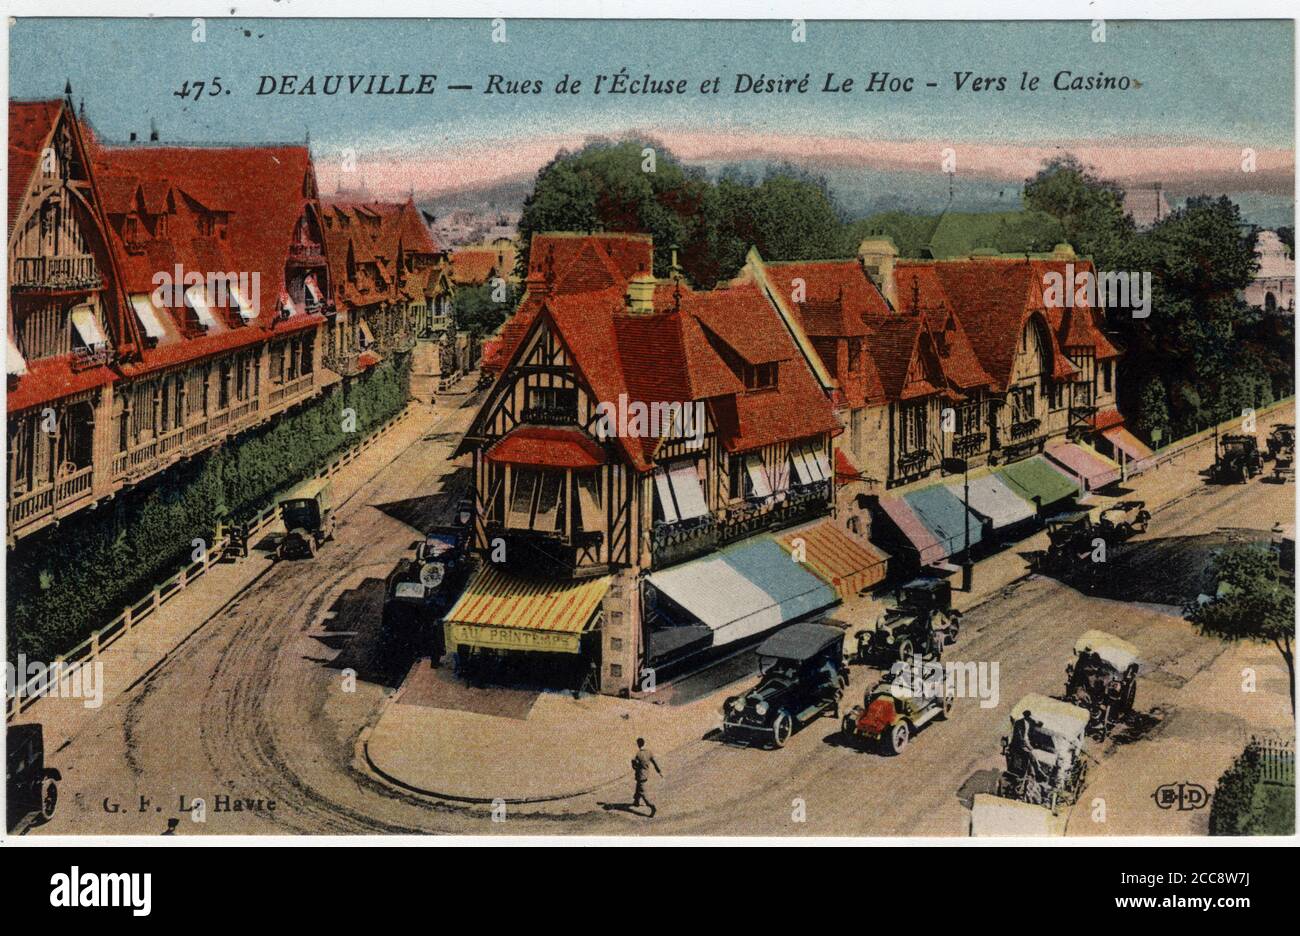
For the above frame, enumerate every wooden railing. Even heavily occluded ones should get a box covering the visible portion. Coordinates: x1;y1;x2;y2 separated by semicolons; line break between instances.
7;466;94;533
6;407;412;721
11;254;101;290
268;373;314;407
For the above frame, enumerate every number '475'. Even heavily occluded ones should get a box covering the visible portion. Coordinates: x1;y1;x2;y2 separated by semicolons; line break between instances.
173;78;227;100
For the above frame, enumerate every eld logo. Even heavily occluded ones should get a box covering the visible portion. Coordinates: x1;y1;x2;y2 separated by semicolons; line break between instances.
1151;781;1209;811
49;867;151;917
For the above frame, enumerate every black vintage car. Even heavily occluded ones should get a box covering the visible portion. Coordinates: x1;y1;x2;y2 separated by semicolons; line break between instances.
854;577;961;664
1037;510;1097;572
1213;434;1264;483
7;724;60;831
277;478;337;559
1267;424;1295;459
722;622;849;748
381;526;473;661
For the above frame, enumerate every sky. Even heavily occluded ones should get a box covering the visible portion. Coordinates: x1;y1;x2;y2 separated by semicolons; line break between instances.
9;18;1295;199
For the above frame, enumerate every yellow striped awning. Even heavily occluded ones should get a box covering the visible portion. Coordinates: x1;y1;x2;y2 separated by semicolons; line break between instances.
443;565;610;654
775;520;889;601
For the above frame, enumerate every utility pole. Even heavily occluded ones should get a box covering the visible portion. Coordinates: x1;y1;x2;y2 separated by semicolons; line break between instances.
943;456;974;591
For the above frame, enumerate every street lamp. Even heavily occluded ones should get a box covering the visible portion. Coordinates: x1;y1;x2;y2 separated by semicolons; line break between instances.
942;456;974;592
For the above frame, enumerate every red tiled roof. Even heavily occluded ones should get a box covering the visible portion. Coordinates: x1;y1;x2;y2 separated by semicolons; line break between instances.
929;259;1079;392
95;142;328;377
8;100;63;233
894;263;994;392
6;354;117;413
861;312;940;401
766;260;889;335
486;425;606;469
450;248;500;286
1090;408;1125;431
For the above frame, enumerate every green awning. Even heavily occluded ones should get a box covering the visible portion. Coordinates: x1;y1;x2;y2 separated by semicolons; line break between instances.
996;455;1079;509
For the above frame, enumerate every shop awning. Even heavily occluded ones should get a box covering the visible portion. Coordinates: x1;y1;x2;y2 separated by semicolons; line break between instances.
905;484;985;554
875;495;947;565
946;474;1037;529
487;426;605;470
1045;442;1121;491
443;566;610;654
775;520;889;600
1103;426;1155;476
996;455;1079;509
647;536;838;647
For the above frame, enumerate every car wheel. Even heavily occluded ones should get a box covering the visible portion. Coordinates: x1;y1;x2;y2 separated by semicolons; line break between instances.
39;778;58;822
897;638;914;662
887;721;910;755
940;692;954;720
772;712;793;748
842;714;857;737
307;537;318;558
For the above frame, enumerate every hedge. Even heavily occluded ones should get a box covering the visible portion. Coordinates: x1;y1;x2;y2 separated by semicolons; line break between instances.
7;355;410;664
1209;740;1296;835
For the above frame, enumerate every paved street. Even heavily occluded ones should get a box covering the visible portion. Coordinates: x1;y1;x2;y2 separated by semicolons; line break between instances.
28;401;1295;837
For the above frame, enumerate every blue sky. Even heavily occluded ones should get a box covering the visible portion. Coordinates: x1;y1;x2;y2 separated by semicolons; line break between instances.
11;18;1294;148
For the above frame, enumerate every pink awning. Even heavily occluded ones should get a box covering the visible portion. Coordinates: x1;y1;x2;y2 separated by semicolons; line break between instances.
1045;442;1121;491
1103;426;1156;475
876;495;947;565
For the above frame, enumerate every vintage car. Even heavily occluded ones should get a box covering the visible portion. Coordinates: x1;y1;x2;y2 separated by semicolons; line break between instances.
854;577;961;664
277;478;337;559
1039;510;1097;570
998;694;1090;814
1066;629;1140;737
1213;434;1264;483
722;622;849;749
1097;500;1150;540
382;526;473;657
1267;423;1295;459
6;724;60;831
841;674;954;755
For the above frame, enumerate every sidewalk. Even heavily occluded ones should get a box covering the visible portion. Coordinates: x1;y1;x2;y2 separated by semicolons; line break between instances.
364;402;1295;805
11;401;439;753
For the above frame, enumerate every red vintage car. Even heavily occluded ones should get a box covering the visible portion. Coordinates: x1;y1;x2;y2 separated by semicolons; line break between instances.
841;677;954;755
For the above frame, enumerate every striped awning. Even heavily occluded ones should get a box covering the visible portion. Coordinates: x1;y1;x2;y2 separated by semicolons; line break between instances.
905;485;985;555
875;495;947;565
647;536;838;647
996;455;1079;509
443;566;610;654
1045;442;1121;490
946;474;1037;529
775;520;889;600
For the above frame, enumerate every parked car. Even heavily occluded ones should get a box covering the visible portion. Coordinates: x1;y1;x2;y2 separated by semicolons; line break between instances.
854;577;961;664
1266;423;1295;459
1066;629;1140;738
841;674;954;755
998;694;1090;814
1097;500;1150;540
382;526;473;660
7;724;60;831
277;478;336;559
722;622;849;748
1213;434;1264;483
1038;510;1097;571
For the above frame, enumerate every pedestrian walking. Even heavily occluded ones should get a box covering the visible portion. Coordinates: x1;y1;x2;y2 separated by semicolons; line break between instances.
630;737;662;817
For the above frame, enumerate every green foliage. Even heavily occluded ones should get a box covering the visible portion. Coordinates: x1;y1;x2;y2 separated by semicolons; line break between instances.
1210;741;1296;835
7;358;410;664
1022;155;1134;267
455;282;518;339
517;138;851;287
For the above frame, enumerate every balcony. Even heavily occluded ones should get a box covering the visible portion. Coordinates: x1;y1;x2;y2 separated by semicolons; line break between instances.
11;255;102;291
1009;417;1043;441
268;373;315;408
651;481;832;569
287;243;326;265
324;349;364;377
520;405;579;426
950;431;985;458
896;448;933;477
7;464;95;538
70;344;114;371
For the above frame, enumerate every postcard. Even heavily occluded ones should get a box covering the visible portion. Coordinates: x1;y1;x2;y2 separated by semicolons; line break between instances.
3;11;1295;844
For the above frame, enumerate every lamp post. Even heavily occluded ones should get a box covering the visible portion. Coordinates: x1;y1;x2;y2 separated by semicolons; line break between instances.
942;456;974;592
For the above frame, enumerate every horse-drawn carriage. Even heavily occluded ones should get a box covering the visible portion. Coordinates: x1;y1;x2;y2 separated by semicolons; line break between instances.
1065;630;1140;737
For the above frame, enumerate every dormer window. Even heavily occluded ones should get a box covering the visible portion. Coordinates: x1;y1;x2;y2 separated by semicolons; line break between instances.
130;294;166;343
197;213;215;237
71;305;108;354
744;362;778;390
230;284;257;323
185;285;216;331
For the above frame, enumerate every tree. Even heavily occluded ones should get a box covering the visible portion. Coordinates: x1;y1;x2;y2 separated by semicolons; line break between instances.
454;282;516;339
1022;155;1134;267
1186;544;1295;713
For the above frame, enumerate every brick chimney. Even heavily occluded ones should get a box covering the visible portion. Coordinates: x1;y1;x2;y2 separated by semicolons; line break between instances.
625;272;656;315
858;237;899;310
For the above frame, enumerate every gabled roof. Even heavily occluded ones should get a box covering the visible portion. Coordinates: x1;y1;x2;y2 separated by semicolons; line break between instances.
928;259;1080;392
861;312;944;401
8;99;63;232
764;260;889;335
893;262;994;392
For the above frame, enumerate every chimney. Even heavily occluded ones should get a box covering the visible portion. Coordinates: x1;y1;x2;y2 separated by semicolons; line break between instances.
149;118;159;142
858;237;898;310
625;272;656;315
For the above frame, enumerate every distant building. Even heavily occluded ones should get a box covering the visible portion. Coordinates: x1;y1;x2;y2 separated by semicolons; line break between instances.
1122;184;1171;230
1243;230;1295;314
